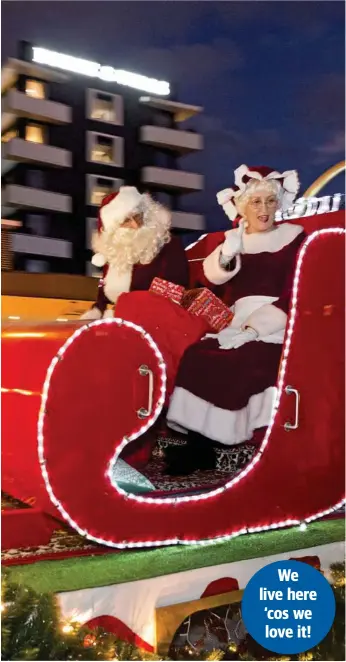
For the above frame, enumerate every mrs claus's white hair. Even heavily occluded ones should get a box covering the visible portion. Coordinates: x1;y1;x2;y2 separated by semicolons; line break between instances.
235;179;283;219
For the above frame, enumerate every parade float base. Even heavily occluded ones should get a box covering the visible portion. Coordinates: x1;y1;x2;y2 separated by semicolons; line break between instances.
3;496;344;595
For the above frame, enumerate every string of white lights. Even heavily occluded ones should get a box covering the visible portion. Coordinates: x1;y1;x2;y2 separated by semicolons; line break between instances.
37;228;345;548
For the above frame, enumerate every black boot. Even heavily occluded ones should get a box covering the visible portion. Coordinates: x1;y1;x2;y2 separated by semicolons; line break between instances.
189;431;217;470
164;432;217;476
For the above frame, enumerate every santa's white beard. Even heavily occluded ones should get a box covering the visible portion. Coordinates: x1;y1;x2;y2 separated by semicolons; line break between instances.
93;225;169;275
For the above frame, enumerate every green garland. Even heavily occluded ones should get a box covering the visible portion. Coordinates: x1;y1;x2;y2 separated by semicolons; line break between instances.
1;564;344;661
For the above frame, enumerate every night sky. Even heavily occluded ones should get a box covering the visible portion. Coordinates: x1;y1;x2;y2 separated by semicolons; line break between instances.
2;1;345;231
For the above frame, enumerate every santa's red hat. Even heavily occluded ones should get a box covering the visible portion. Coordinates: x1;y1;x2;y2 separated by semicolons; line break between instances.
217;164;300;223
92;187;144;267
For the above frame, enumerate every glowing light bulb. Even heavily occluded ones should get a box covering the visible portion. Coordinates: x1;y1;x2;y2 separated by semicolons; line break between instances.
62;623;74;634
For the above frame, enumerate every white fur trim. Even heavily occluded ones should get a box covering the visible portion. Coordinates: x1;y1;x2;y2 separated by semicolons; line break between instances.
100;187;143;231
80;307;102;321
103;309;114;319
91;252;106;268
203;246;241;285
103;264;133;303
225;222;303;255
167;386;277;445
244;303;287;337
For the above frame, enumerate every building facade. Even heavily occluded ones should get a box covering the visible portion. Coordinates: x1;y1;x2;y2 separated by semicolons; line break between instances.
1;41;204;276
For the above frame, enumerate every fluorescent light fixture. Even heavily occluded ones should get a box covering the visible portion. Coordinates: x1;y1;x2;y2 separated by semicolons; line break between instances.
32;47;170;96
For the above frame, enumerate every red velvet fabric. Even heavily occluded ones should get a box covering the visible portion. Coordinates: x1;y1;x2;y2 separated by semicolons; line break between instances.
2;323;77;516
1;214;344;547
201;577;239;598
121;431;157;470
175;338;283;410
1;508;58;550
289;556;321;570
116;291;210;403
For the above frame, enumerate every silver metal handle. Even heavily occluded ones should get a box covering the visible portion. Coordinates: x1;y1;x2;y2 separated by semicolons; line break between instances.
137;365;154;419
284;385;300;430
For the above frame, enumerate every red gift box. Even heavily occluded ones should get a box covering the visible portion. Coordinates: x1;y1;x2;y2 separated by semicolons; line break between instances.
182;288;233;332
149;279;232;332
150;277;185;305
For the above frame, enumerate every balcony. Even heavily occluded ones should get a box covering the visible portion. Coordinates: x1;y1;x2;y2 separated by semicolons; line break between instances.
141;167;203;193
12;234;72;259
2;57;69;95
140;126;203;154
171;211;205;231
2;138;72;175
2;184;72;214
139;97;203;122
2;89;72;132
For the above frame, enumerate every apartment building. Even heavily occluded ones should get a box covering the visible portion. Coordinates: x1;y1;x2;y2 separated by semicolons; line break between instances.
1;41;205;276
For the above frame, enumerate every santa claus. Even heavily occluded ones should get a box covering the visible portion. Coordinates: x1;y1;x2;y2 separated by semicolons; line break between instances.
82;187;189;320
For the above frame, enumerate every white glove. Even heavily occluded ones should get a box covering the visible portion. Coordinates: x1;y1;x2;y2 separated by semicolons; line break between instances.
222;220;245;258
103;309;114;319
80;307;102;321
220;327;258;350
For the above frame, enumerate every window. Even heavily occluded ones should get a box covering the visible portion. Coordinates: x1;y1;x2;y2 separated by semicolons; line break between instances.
25;79;46;99
87;131;124;166
25;123;45;144
87;89;123;125
87;175;123;206
25;259;49;273
26;214;49;236
2;128;18;143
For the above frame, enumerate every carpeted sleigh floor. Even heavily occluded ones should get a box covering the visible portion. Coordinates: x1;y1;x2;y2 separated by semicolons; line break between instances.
141;436;257;493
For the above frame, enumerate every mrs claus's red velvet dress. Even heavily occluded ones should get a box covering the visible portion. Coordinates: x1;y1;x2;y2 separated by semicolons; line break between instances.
167;222;305;446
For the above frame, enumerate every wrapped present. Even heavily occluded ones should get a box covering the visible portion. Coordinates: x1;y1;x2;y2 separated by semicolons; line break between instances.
182;288;233;332
150;277;185;305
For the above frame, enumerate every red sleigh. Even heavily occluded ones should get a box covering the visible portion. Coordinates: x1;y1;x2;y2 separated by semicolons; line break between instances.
2;210;345;549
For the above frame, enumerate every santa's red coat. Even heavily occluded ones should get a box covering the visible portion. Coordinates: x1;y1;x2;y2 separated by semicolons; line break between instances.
95;236;189;314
